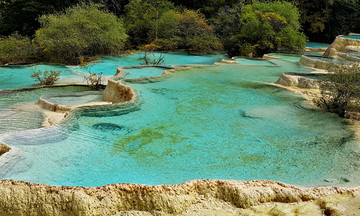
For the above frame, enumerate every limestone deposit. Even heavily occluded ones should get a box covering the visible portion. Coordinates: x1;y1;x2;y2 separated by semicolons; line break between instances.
299;55;335;70
323;36;360;58
276;73;326;89
0;179;359;216
102;79;135;103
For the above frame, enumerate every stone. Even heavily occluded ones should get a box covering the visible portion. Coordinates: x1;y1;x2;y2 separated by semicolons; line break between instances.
102;79;135;103
0;179;359;215
0;143;10;157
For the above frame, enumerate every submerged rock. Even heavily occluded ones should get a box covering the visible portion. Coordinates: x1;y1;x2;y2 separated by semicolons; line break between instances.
92;123;127;132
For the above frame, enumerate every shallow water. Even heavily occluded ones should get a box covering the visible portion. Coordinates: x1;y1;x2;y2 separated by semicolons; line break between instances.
0;64;86;91
45;93;102;106
0;52;225;91
1;58;359;187
306;42;330;49
234;58;277;66
341;35;360;40
74;52;227;75
0;86;95;134
124;67;166;79
267;53;302;62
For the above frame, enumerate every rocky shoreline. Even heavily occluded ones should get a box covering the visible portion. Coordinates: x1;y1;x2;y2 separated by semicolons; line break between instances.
0;179;359;215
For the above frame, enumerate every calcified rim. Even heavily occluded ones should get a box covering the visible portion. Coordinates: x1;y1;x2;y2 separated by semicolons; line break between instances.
0;179;358;215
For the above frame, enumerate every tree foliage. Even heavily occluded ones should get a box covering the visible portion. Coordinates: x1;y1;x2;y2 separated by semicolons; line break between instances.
124;0;175;47
34;3;127;64
0;33;36;64
0;0;80;36
227;2;306;57
152;9;222;52
292;0;360;42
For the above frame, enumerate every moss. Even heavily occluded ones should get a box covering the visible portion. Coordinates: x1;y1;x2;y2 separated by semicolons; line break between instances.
112;125;190;163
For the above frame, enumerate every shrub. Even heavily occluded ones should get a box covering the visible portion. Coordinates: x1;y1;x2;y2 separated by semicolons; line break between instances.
316;65;360;117
30;70;60;85
34;2;127;64
139;43;165;65
186;35;223;52
152;38;178;51
0;33;36;64
84;72;104;89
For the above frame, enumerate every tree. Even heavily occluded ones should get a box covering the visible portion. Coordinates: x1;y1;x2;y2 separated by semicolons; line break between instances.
291;0;360;42
34;3;127;64
0;33;36;64
139;43;165;65
0;0;80;36
151;9;222;52
227;2;306;58
124;0;175;47
316;65;360;117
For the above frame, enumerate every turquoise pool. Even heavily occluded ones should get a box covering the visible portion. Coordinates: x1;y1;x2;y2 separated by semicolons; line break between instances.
1;57;359;187
306;42;330;49
0;64;86;91
124;67;166;79
341;35;360;40
234;58;277;66
74;51;227;75
267;53;302;62
44;92;103;106
0;52;225;91
0;86;96;135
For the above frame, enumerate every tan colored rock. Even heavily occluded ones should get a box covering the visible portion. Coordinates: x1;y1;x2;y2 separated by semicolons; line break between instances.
323;36;360;58
0;143;10;157
221;59;238;64
0;179;359;216
102;79;135;103
299;55;335;70
276;73;325;89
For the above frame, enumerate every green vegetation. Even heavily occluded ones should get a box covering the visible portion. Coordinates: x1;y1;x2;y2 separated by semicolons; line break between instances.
152;9;222;51
34;2;127;64
124;0;175;47
30;70;60;85
226;2;306;57
0;33;36;64
0;0;358;64
316;65;360;117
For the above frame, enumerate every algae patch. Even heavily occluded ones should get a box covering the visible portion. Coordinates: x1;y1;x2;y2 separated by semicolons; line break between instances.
112;125;189;162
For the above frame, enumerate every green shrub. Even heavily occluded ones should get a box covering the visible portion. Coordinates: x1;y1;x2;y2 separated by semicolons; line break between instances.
152;38;178;51
34;3;127;64
31;70;60;85
186;35;223;52
316;65;360;117
0;33;36;64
